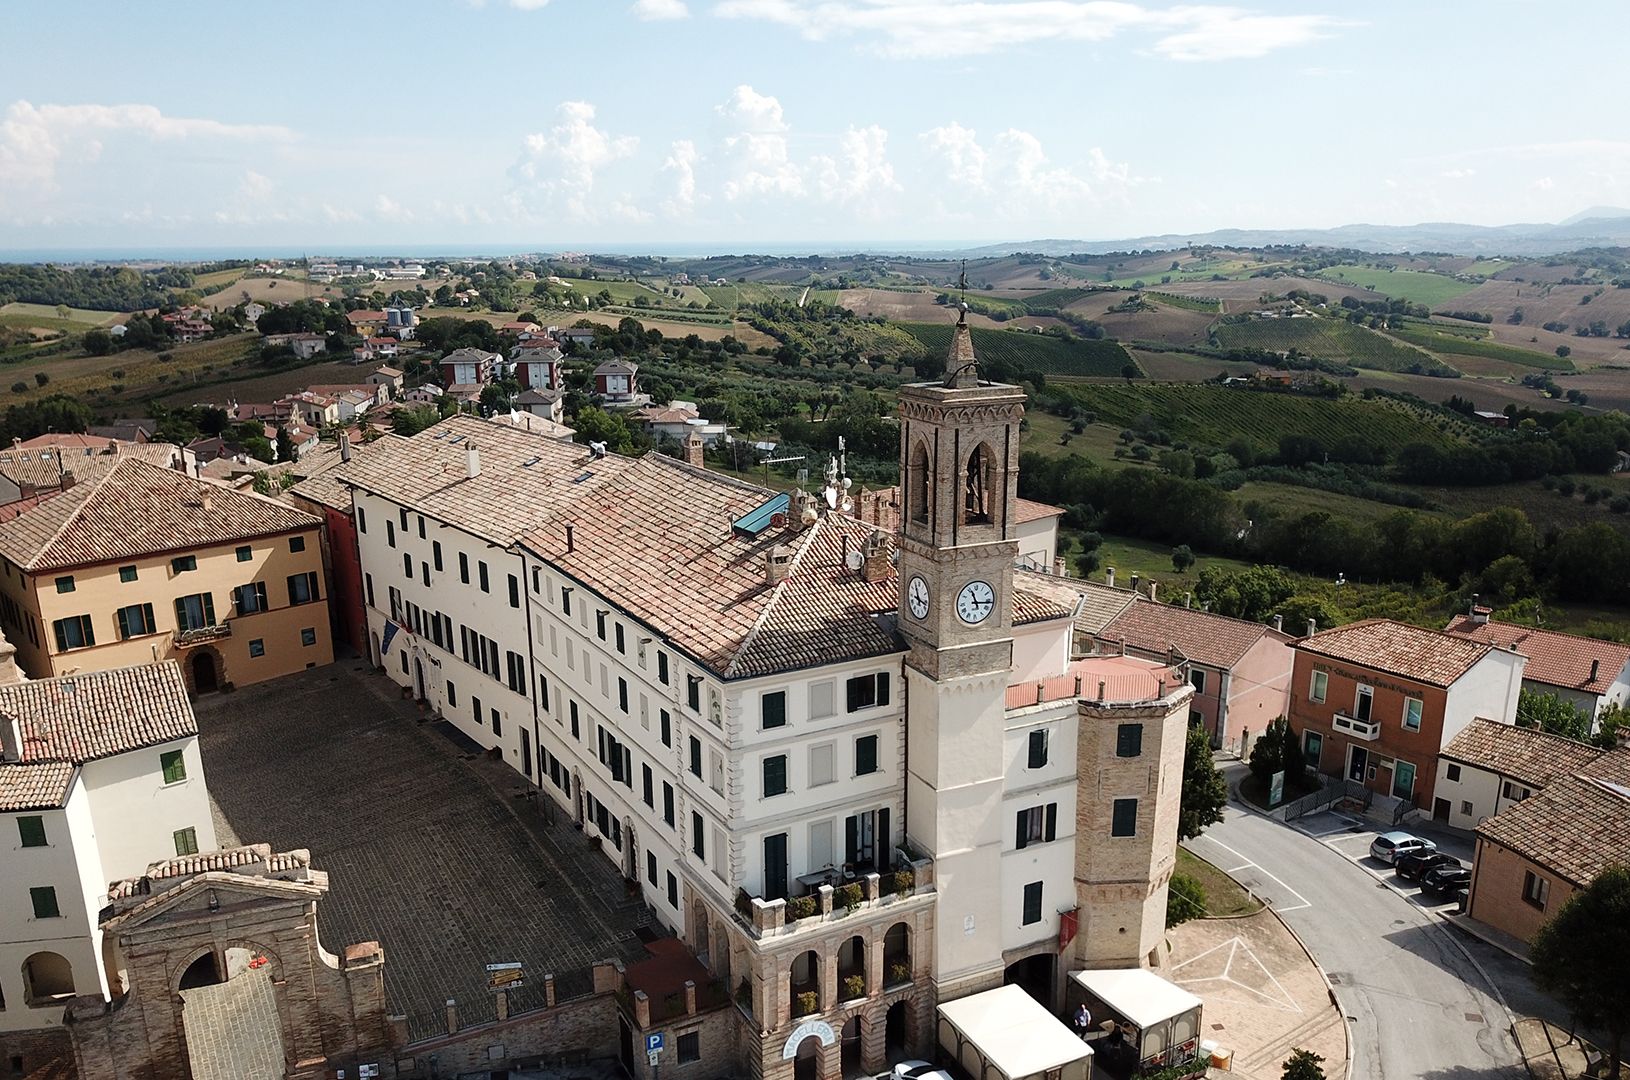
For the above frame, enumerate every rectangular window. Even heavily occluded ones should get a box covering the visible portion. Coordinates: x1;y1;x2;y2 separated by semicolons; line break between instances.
687;675;701;712
691;812;705;858
561;585;572;615
642;764;654;807
233;581;268;614
287;572;319;606
1027;728;1049;768
1190;669;1206;695
1446;763;1462;782
403;552;413;579
432;541;443;572
1016;806;1042;849
810;743;835;787
1522;870;1550;910
1391;760;1416;801
357;506;366;533
678;1032;700;1064
54;576;74;594
618;678;629;713
763;832;789;900
615;624;625;654
689;736;702;777
855;734;879;776
417;515;425;540
365;573;375;609
663;782;675;826
1111;797;1138;837
386;520;396;547
161;749;187;784
810;819;835;869
472;696;484;727
1354;685;1374;722
30;886;59;920
459;552;470;584
1460;800;1473;816
422;563;430;588
119;564;138;582
301;627;316;647
447;681;457;707
1022;881;1043;926
236;545;254;562
1116;723;1144;758
570;701;580;739
666;871;678;909
763;754;788;797
846;672;890;712
532;566;540;593
658;651;669;685
596;611;608;640
1310;670;1327;704
479;561;490;593
249;638;265;657
810;679;835;720
52;614;95;651
508;574;520;608
116;602;157;640
17;815;46;848
491;709;501;736
399;508;408;531
289;535;306;553
1403;697;1423;732
762;690;787;729
647;851;658;886
173;827;199;856
660;710;672;747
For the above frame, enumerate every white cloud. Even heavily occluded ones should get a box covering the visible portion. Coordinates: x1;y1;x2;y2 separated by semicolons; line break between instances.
919;121;1138;221
510;100;639;220
813;125;900;212
712;0;1349;61
1440;168;1476;180
508;0;553;8
0;100;292;192
374;194;414;222
661;139;701;216
633;0;689;18
716;85;804;200
919;122;987;189
1533;177;1555;190
213;170;280;225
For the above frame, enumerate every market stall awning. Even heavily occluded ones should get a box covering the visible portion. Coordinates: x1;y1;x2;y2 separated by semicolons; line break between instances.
1071;968;1202;1030
937;984;1092;1080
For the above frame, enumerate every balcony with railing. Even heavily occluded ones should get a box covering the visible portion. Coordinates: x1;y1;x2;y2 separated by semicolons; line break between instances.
1332;710;1380;741
732;848;933;942
174;622;232;647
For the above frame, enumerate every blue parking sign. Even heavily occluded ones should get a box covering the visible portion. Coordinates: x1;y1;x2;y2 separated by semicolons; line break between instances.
646;1033;665;1053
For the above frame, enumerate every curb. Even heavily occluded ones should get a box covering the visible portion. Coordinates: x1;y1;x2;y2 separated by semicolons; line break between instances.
1265;903;1354;1080
1435;913;1519;1032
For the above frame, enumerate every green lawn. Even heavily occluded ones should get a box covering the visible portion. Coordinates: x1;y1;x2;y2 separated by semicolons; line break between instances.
0;302;124;329
1316;264;1479;308
1385;322;1574;371
1176;848;1264;918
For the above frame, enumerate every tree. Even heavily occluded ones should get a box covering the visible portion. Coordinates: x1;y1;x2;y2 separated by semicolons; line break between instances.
1121;363;1140;383
1556;345;1571;358
1514;688;1592;742
1170;545;1196;574
275;426;295;464
1248;715;1304;789
1282;1049;1327;1080
1179;723;1226;841
1530;865;1630;1078
392;405;441;437
82;329;113;355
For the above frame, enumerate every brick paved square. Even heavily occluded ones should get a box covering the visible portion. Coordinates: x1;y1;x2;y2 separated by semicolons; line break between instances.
194;661;655;1038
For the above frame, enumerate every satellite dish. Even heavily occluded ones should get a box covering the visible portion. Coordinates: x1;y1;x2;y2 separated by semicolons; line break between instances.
824;488;839;510
845;550;864;572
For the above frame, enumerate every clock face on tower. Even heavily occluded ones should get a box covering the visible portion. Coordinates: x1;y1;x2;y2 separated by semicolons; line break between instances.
907;576;930;620
956;580;996;625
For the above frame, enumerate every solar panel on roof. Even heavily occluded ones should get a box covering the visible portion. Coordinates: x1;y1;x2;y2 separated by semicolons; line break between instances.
572;471;594;484
732;492;791;537
449;435;465;444
522;456;541;467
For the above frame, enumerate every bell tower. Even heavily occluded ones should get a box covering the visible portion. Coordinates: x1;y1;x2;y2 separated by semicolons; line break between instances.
897;304;1026;1003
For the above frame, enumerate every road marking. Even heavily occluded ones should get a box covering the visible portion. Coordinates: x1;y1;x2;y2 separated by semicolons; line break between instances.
1186;834;1312;913
1172;937;1303;1014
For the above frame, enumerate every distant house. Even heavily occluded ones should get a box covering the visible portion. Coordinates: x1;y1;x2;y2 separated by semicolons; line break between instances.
631;400;726;445
367;366;405;396
498;321;542;334
242;301;267;324
561;327;597;346
515;388;564;424
440;348;499;388
592;358;645;407
1472;411;1510;428
346;310;388;336
511;346;562;391
1444;607;1630;720
402;385;444;405
263;332;327;360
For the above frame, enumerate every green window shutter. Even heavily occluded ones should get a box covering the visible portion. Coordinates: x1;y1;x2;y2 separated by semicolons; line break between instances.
82;617;93;648
116;607;129;640
161;749;187;784
30;886;59;919
52;620;67;652
174;597;188;630
18;815;46;847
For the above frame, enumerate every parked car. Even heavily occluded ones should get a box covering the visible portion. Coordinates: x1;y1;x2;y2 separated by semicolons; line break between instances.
1370;831;1436;865
1396;850;1460;882
893;1063;951;1080
1421;864;1473;898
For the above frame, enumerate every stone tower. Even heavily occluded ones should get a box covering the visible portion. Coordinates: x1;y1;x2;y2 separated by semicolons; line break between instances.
896;312;1026;1003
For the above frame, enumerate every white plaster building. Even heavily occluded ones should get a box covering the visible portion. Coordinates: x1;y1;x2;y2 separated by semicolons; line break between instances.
1433;717;1605;829
0;662;216;1038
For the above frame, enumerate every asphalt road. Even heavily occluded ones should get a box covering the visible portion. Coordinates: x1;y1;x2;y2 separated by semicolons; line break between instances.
1183;801;1523;1080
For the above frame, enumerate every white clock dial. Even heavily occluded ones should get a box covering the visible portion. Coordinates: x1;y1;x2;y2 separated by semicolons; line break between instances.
907;576;930;620
956;580;996;625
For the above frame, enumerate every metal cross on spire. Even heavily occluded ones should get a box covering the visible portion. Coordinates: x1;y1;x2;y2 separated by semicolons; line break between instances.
957;259;968;325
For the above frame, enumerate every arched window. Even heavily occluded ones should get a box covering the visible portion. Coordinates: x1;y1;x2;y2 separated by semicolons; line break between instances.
964;443;994;524
22;951;75;1005
909;442;930;524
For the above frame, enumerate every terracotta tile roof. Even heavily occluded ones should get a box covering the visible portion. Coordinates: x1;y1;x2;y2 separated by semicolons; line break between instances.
1440;718;1604;789
1585;745;1630;787
107;843;311;900
1297;618;1497;688
18;433;110;450
1012;584;1074;626
340;415;635;545
0;448;86;489
1014;497;1064;524
0;761;75;812
347;309;386;323
0;491;62;523
3;661;197;764
1101;599;1292;670
0;457;319;572
1007;655;1185;709
286;435;409;511
1444;615;1630;696
1476;774;1630;887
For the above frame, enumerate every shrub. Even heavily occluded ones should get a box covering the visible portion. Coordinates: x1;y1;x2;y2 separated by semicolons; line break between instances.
34;372;49;387
889;961;912;985
842;974;867;1000
785;895;817;922
793;991;818;1017
1167;871;1208;928
9;382;26;394
835;883;863;912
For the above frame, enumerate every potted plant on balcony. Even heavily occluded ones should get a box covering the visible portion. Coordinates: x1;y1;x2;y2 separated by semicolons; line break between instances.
888;961;912;986
794;991;818;1018
786;895;818;922
842;975;866;1001
835;883;862;915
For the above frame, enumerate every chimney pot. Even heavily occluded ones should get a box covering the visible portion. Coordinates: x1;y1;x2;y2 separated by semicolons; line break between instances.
565;523;575;553
1590;658;1601;682
1184;591;1193;609
1271;614;1283;633
1306;618;1317;636
466;442;481;479
766;545;793;585
1105;567;1115;588
1097;680;1106;701
1130;572;1140;592
1148;581;1158;603
339;432;352;464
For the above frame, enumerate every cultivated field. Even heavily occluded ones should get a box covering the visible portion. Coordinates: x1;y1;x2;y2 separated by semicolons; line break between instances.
1384;320;1571;371
0;302;124;330
1094;302;1215;348
1157;276;1385;311
1315;264;1480;307
901;323;1130;377
1214;317;1438;372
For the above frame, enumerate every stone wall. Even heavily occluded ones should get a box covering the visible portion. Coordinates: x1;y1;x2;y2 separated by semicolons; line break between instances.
394;992;619;1078
0;1027;75;1080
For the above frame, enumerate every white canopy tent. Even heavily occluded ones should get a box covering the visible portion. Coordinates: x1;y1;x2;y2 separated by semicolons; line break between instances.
1070;968;1203;1070
936;984;1092;1080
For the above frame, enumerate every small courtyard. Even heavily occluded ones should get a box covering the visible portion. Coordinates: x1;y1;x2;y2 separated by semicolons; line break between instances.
194;658;657;1041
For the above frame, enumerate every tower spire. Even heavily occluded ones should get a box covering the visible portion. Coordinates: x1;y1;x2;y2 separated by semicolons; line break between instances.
945;259;979;388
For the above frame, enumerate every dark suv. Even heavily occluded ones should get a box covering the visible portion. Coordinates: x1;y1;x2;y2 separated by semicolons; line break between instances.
1396;850;1459;882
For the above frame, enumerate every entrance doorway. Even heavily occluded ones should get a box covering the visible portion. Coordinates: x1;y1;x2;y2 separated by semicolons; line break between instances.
886;1000;908;1056
191;651;218;694
179;947;286;1080
841;1016;862;1075
793;1035;822;1080
413;658;426;701
1003;953;1057;1010
1433;797;1450;823
1347;745;1368;783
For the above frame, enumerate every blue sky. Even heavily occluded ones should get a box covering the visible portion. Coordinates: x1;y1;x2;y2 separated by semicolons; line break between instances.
1;0;1625;251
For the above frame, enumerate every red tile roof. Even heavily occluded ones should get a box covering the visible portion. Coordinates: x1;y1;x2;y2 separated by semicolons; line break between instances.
1440;718;1604;790
1101;599;1292;670
1014;497;1064;524
0;457;319;572
1297;619;1498;688
0;761;76;812
4;661;197;764
1476;774;1630;887
1444;615;1630;696
1006;655;1185;709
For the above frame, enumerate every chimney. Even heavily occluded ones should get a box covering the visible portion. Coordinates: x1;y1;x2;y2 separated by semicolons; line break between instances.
1053;557;1066;576
201;491;212;513
1105;567;1115;589
1271;614;1283;633
466;443;481;479
1148;581;1158;603
339;431;352;464
1306;618;1318;637
565;523;575;554
1617;724;1630;749
1470;605;1491;626
860;533;891;584
765;545;793;585
1130;572;1140;593
1184;591;1193;609
1589;658;1601;683
685;431;704;470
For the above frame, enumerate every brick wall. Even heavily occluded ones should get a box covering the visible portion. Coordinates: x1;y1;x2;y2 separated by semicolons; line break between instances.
395;992;619;1078
0;1028;76;1080
1467;840;1574;945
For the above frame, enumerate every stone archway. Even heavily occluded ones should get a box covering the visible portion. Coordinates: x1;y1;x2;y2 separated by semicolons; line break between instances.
173;938;291;1079
188;647;223;694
